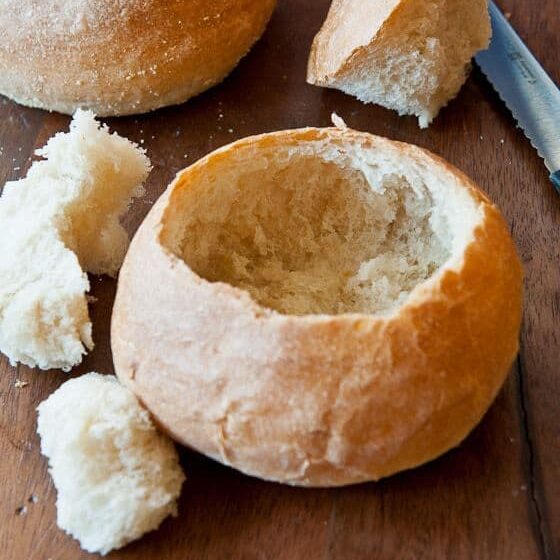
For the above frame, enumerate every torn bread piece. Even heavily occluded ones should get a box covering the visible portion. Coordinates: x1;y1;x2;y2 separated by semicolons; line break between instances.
37;373;185;556
0;110;151;370
307;0;491;127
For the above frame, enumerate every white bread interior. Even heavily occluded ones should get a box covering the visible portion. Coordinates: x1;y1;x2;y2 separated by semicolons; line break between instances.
173;137;477;316
37;373;185;556
112;127;522;487
0;110;150;370
307;0;491;127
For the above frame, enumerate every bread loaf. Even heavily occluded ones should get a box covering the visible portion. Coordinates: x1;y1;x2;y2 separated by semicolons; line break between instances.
307;0;491;127
0;110;150;370
0;0;276;116
111;125;522;487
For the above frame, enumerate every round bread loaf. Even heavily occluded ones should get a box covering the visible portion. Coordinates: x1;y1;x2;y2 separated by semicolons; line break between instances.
111;126;523;487
0;0;276;116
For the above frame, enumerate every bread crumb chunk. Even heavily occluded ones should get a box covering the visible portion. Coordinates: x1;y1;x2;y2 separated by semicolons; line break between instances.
37;373;185;555
0;110;151;370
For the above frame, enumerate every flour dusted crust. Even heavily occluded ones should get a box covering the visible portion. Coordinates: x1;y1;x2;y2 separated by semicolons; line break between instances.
111;127;522;487
0;0;276;116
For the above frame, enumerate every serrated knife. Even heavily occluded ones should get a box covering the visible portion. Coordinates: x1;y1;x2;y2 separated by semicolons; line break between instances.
475;1;560;194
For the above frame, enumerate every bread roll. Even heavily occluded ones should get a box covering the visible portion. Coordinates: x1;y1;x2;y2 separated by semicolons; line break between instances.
0;0;276;116
37;373;185;555
307;0;491;127
0;110;150;370
111;125;522;487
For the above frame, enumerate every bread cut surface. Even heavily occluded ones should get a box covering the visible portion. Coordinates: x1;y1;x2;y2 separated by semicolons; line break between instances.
0;0;276;116
37;373;185;555
307;0;491;127
112;126;522;487
0;110;150;370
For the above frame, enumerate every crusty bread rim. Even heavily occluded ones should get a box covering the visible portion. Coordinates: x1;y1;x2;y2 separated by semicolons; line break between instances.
158;126;489;321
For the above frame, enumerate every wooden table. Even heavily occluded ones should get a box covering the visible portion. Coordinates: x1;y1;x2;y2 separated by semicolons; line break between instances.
1;1;558;558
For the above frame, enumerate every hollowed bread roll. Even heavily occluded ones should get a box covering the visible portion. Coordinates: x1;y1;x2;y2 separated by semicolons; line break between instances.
0;0;276;116
111;126;522;487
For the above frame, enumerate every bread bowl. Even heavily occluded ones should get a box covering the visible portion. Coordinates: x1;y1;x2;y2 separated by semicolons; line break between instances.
0;0;276;116
111;125;522;487
307;0;491;127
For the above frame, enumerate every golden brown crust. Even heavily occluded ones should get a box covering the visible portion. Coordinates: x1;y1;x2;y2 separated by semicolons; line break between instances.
111;127;523;486
0;0;276;116
307;0;402;84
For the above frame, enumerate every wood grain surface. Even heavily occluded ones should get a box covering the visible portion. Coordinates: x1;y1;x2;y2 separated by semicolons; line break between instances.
0;1;558;559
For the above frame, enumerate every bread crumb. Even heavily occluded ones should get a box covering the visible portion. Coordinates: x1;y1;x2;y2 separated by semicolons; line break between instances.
15;505;27;516
14;379;28;389
331;113;348;129
28;494;38;503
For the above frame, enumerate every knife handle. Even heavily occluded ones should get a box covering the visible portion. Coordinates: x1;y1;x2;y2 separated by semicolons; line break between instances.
551;170;560;195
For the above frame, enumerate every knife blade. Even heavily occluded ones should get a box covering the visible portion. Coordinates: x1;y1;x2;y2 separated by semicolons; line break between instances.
475;1;560;194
